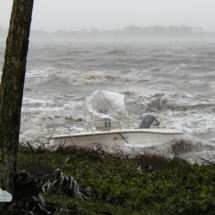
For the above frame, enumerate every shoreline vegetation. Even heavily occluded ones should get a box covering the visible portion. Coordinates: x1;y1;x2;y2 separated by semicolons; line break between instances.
2;142;215;214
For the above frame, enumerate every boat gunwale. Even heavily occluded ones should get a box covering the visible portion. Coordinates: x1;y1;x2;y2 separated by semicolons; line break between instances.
48;129;183;139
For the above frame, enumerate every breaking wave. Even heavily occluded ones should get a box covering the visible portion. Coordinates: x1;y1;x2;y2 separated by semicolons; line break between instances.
171;136;203;154
140;93;215;112
26;68;172;86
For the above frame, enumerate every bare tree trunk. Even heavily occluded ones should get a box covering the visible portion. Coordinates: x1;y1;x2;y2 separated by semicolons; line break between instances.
0;0;34;196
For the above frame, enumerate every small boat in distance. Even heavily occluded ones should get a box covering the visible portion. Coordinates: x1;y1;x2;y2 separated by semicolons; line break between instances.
47;91;183;147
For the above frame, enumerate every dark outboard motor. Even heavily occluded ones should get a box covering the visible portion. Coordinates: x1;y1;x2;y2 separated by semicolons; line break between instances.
139;115;160;128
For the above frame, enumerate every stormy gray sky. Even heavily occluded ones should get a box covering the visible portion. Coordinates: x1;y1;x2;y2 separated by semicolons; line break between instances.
0;0;215;32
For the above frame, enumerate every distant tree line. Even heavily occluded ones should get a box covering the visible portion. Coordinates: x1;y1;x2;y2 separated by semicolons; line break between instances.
0;25;215;40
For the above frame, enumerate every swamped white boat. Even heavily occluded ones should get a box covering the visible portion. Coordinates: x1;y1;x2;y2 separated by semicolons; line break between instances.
49;127;183;147
47;91;183;146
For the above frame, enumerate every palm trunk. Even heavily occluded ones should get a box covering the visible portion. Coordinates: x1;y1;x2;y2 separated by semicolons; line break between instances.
0;0;34;196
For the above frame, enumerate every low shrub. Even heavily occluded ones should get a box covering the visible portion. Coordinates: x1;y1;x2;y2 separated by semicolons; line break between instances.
3;143;215;214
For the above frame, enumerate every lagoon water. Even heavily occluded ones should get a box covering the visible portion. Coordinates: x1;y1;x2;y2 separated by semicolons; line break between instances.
1;40;215;161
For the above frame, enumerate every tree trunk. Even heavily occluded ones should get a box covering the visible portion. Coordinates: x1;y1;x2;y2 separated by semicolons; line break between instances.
0;0;34;196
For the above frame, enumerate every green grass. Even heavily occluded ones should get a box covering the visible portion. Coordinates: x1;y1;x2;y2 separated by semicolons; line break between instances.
14;144;215;214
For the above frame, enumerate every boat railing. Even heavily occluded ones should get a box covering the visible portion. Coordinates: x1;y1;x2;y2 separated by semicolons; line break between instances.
47;119;140;135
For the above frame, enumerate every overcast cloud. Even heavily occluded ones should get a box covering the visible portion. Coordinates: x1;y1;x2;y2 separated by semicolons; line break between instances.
0;0;215;32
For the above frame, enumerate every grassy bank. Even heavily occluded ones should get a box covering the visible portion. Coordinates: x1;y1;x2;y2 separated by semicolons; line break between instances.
3;143;215;214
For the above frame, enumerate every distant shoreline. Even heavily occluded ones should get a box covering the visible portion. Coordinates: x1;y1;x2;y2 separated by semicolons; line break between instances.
1;25;215;40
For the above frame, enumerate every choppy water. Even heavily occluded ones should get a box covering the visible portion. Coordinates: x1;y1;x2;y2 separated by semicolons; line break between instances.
1;40;215;161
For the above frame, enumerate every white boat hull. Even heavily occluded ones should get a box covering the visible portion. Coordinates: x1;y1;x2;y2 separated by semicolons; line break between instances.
48;128;183;147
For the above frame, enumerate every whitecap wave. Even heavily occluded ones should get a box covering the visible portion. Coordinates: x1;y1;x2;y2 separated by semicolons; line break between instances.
26;68;172;86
